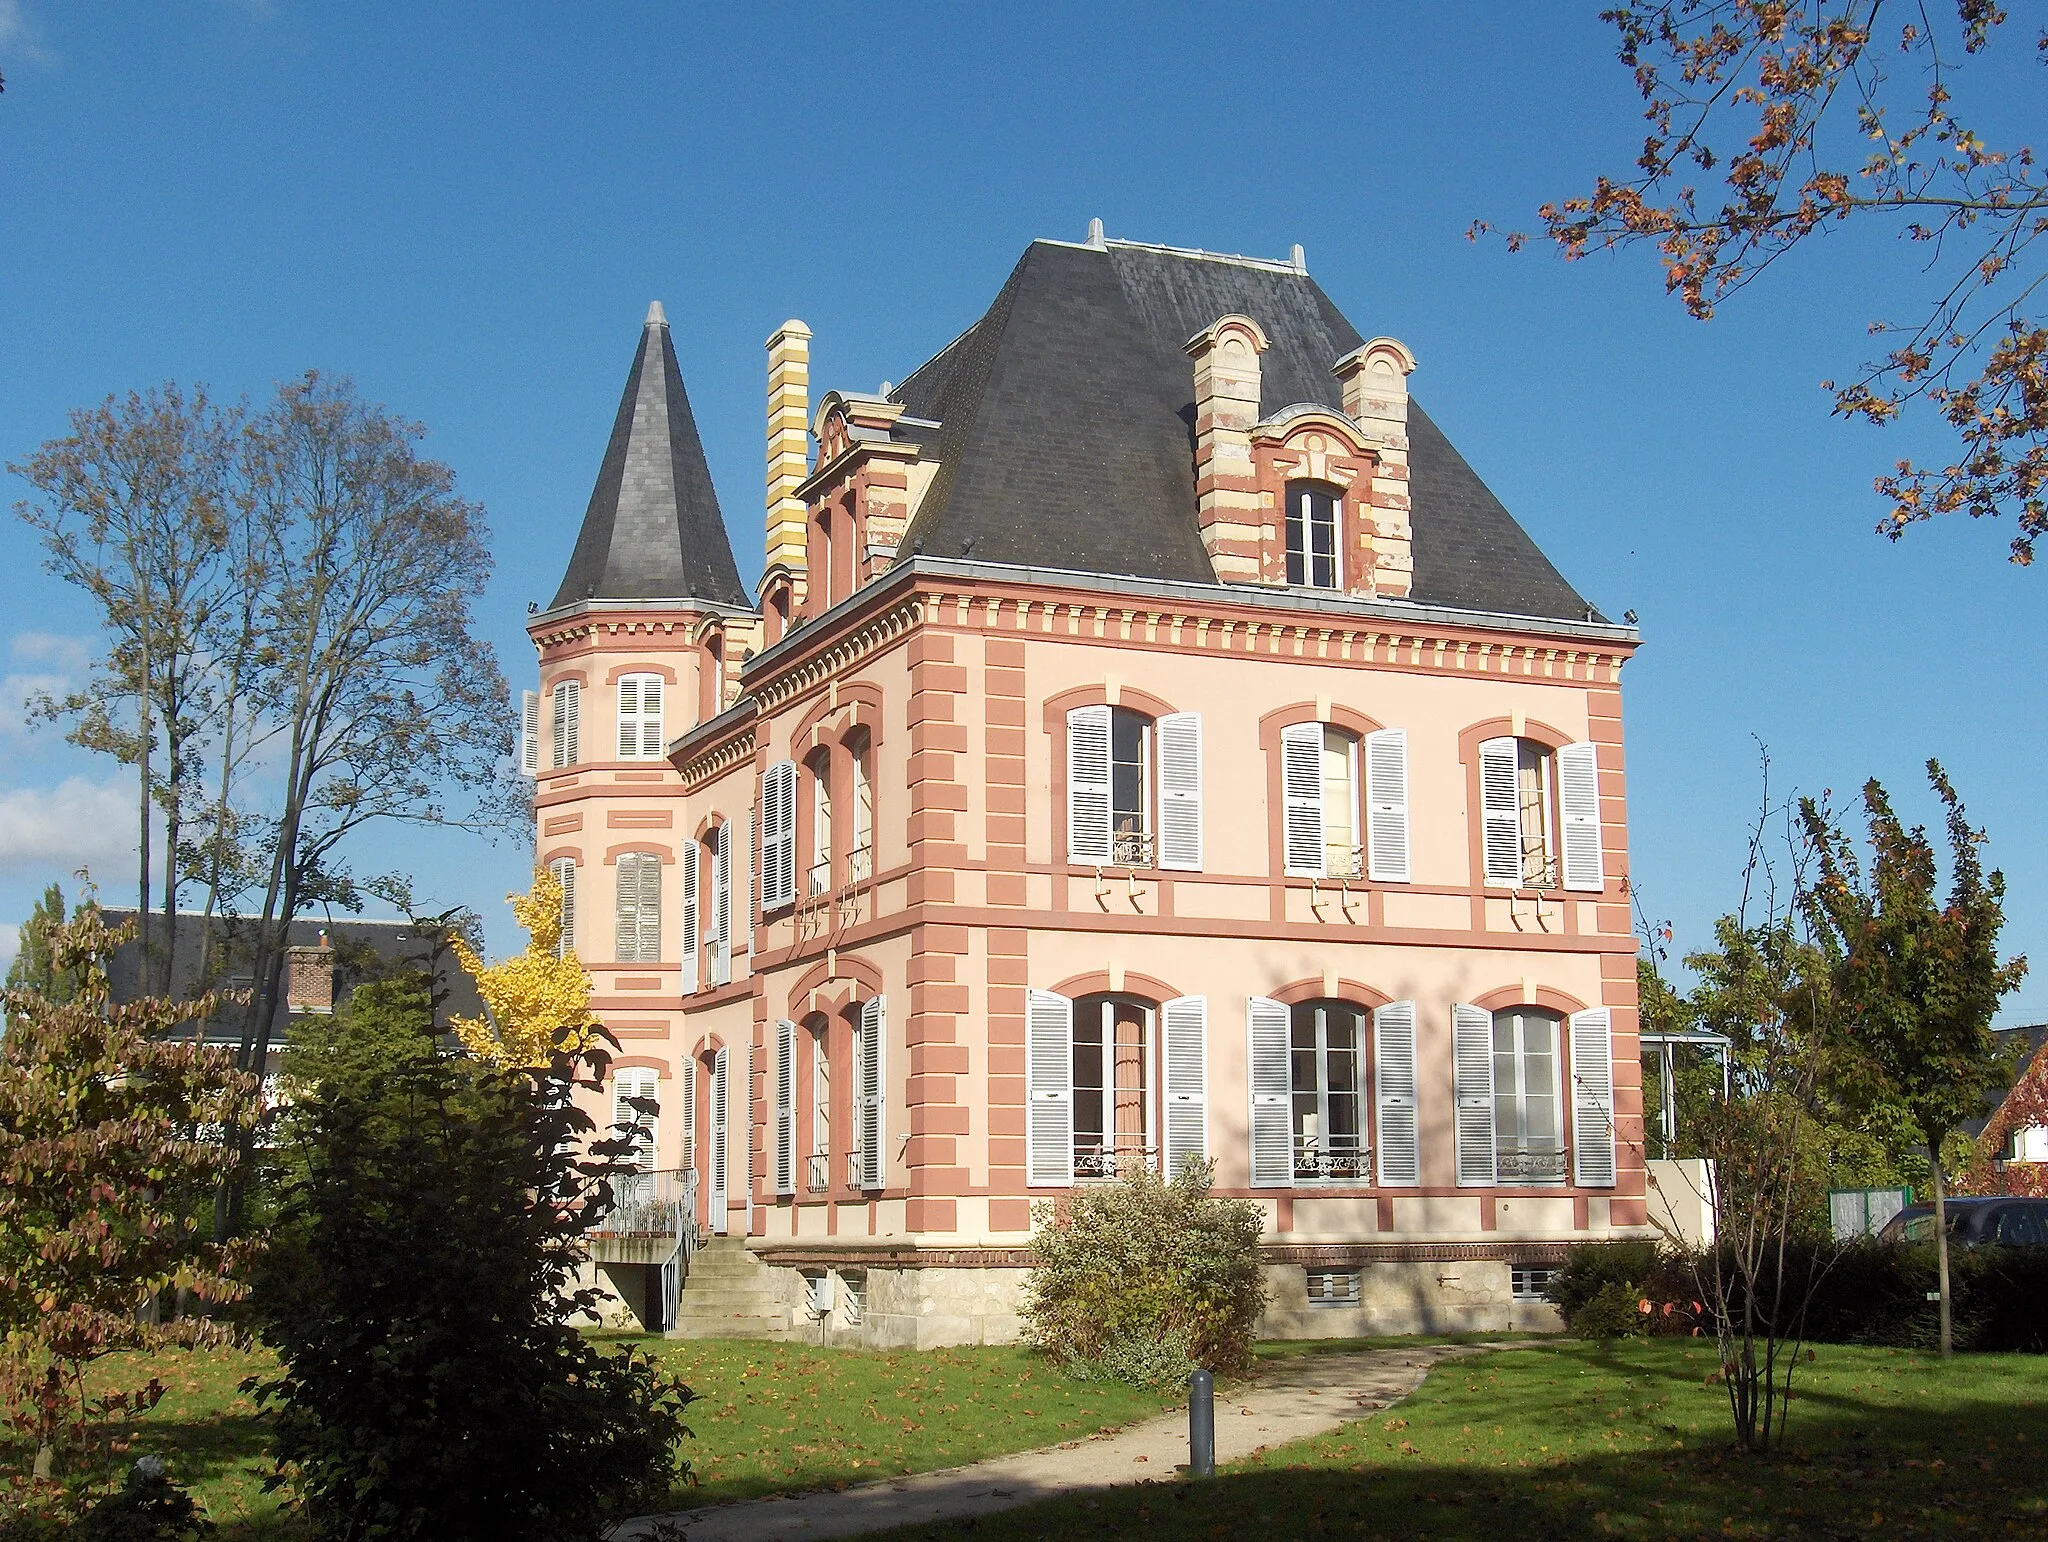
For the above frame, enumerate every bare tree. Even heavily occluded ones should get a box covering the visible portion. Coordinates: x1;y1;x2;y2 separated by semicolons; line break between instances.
220;373;518;1228
10;386;243;994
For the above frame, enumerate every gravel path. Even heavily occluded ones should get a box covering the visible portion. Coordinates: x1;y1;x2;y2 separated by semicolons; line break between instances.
613;1341;1534;1541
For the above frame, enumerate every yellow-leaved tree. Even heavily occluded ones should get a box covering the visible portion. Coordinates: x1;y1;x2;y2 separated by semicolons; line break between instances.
451;870;595;1068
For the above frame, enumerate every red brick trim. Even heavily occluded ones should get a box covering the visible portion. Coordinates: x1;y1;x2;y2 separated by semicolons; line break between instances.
603;662;680;685
609;1055;671;1076
1468;984;1591;1015
1266;978;1395;1009
1047;969;1182;1003
602;843;673;865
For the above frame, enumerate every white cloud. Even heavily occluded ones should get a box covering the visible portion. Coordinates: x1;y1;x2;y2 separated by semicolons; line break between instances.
0;776;136;880
0;923;16;975
0;0;53;67
11;633;90;673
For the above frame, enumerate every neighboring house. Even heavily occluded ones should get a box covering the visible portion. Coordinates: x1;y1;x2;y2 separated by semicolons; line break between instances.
1973;1024;2048;1175
100;910;483;1072
530;229;1648;1344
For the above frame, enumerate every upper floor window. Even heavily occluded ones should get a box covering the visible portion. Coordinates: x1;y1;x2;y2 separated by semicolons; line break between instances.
1286;481;1340;588
548;856;577;960
1479;737;1602;891
613;852;661;962
760;760;798;910
1281;723;1409;882
1066;705;1202;871
805;749;833;896
848;730;875;883
616;674;665;760
550;680;580;769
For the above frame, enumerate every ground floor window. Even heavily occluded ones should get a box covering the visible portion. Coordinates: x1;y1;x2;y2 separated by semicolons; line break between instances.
837;1270;867;1327
1305;1268;1361;1307
1494;1009;1566;1184
1073;994;1154;1177
1511;1266;1557;1302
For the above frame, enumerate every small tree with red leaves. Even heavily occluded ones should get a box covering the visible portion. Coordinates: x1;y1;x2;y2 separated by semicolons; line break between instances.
0;902;259;1482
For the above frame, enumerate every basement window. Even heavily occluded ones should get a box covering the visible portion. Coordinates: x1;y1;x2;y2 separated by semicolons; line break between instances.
837;1270;867;1327
1511;1267;1557;1303
1305;1268;1360;1307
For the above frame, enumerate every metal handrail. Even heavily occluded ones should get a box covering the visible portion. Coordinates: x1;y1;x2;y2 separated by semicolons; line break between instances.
847;845;873;885
807;860;831;898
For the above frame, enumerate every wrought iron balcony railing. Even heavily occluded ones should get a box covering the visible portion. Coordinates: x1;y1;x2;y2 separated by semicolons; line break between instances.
1293;1138;1372;1182
1073;1143;1158;1180
1111;830;1154;868
806;1153;830;1193
590;1167;697;1238
1497;1147;1569;1183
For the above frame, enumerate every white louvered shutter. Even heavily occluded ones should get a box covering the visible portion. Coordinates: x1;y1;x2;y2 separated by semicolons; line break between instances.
1479;737;1522;887
614;855;643;961
1557;741;1604;892
1161;995;1208;1178
1364;728;1411;883
1372;1000;1420;1187
636;852;662;962
1453;1003;1498;1186
680;841;699;992
775;1016;796;1196
617;676;640;759
680;1058;696;1171
745;802;757;951
1026;989;1074;1186
762;760;798;909
1066;705;1112;864
520;690;540;777
640;676;664;758
1156;712;1203;871
710;822;731;986
613;1068;658;1172
857;995;886;1190
1281;722;1325;877
552;680;580;768
1248;996;1293;1187
549;857;577;959
1570;1007;1617;1187
710;1047;729;1220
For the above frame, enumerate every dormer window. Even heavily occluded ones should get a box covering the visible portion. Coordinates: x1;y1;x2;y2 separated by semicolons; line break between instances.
1286;482;1341;589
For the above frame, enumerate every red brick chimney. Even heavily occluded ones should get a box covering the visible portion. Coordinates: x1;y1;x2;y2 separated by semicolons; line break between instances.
285;933;335;1015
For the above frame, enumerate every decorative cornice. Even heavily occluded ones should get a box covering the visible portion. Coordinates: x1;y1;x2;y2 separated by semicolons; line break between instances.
675;721;757;791
750;595;923;712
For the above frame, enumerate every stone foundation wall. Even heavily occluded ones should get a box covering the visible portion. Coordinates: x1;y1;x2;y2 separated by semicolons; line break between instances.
740;1257;1560;1348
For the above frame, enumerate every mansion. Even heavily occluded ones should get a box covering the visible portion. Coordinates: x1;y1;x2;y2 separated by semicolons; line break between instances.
526;227;1649;1344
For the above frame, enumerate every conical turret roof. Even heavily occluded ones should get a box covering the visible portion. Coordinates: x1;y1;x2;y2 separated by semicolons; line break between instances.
549;303;747;609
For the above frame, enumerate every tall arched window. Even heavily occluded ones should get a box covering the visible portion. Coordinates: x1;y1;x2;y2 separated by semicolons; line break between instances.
848;730;874;883
1285;481;1341;588
1289;999;1368;1181
1492;1008;1565;1184
1071;993;1155;1178
1478;737;1602;891
805;748;833;896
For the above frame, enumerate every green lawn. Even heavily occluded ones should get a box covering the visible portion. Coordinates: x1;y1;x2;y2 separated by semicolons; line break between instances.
2;1338;1178;1532
873;1340;2048;1541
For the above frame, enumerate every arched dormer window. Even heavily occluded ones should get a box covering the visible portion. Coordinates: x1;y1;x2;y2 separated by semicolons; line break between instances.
1285;480;1341;589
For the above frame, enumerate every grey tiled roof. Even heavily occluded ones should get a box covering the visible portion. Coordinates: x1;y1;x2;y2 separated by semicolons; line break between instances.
891;239;1597;622
550;310;747;609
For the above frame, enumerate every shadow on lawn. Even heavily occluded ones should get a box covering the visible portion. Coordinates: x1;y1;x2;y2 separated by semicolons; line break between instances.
868;1363;2048;1542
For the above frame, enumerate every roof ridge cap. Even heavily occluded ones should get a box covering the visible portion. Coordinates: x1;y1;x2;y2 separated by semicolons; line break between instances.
1034;234;1306;275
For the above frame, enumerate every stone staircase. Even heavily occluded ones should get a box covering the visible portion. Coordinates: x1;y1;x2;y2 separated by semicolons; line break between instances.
667;1236;793;1340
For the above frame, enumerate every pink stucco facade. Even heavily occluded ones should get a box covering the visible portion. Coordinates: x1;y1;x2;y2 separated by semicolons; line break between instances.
532;236;1647;1342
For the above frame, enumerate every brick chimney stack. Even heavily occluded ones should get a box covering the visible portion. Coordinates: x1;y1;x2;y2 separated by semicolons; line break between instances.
765;321;813;597
285;938;335;1016
1332;337;1418;599
1184;314;1270;585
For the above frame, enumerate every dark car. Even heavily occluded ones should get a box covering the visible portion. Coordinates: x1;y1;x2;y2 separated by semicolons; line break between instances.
1877;1196;2048;1248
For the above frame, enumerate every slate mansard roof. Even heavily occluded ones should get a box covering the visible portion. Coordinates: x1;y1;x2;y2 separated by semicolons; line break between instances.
551;304;748;610
891;238;1596;622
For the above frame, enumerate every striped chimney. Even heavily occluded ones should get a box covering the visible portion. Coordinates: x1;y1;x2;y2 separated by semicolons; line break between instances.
765;320;812;588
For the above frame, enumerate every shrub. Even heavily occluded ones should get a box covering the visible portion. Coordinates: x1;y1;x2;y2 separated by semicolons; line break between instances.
1568;1281;1648;1341
1546;1240;1664;1321
249;1041;695;1541
1024;1161;1266;1383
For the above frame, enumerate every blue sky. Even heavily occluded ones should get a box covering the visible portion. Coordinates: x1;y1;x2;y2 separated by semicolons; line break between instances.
1;2;2041;1020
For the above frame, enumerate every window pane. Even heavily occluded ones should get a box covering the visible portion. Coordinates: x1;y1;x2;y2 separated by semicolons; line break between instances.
1310;492;1337;588
1111;710;1148;836
1322;730;1356;873
1285;486;1307;585
1517;740;1552;885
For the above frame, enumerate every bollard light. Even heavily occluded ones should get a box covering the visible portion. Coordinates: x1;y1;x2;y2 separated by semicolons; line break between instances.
1188;1367;1215;1478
